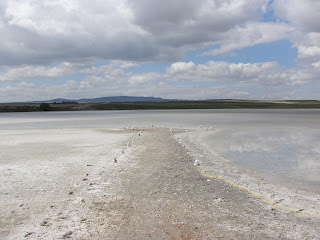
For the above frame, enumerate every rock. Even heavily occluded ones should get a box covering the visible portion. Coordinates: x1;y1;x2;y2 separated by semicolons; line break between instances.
76;197;85;204
194;160;200;166
62;231;73;238
24;232;34;237
40;220;49;226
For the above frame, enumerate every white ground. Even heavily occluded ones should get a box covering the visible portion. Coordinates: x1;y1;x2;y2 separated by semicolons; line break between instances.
1;125;319;239
0;127;137;239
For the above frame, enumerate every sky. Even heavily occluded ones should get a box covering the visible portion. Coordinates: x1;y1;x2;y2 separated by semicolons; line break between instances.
0;0;319;102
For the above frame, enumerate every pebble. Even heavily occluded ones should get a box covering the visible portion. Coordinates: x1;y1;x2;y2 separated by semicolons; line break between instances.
40;220;49;226
24;232;34;237
76;197;85;203
62;231;73;239
194;160;200;166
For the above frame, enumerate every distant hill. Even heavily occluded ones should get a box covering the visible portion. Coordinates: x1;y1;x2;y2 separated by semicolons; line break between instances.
78;96;169;103
37;96;172;103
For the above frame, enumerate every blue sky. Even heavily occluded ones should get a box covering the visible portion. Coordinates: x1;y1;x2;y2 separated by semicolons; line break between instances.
0;0;319;102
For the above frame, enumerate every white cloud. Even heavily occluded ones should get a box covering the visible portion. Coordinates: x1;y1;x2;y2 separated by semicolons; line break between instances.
128;72;161;85
202;22;294;56
0;62;84;81
273;0;320;66
0;0;319;101
298;46;320;59
1;56;319;102
167;61;196;74
0;0;271;65
167;61;282;84
273;0;320;32
312;61;320;69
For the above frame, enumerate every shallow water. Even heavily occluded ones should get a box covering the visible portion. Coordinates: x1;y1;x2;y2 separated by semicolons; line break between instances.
1;109;319;194
203;128;320;193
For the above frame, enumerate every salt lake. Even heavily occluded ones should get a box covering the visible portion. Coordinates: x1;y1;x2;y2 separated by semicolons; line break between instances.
1;109;319;195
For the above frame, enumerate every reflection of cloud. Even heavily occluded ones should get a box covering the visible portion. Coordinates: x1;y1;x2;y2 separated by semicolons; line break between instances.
296;152;320;182
211;128;320;183
228;139;272;153
311;147;320;154
212;129;320;157
207;128;320;188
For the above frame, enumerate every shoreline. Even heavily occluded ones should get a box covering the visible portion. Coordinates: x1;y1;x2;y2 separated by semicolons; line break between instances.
1;127;320;239
177;129;320;217
1;100;320;113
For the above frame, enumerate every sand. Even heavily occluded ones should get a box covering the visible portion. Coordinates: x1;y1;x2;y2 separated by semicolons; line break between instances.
1;127;320;239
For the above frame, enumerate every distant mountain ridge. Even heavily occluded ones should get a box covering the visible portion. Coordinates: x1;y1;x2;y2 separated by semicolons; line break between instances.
38;96;172;103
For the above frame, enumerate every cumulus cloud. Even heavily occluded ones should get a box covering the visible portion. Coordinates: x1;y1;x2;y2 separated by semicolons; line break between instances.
0;0;271;66
0;0;319;101
167;62;196;74
0;0;317;66
298;46;320;59
167;61;283;84
2;57;319;102
273;0;320;65
128;72;161;85
165;60;320;89
0;0;157;65
273;0;320;32
202;22;294;56
0;62;83;81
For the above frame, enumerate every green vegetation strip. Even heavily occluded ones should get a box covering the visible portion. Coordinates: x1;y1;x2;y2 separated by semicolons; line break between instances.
1;100;320;112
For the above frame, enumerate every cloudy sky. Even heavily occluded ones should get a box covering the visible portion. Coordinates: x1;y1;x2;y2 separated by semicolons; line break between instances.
0;0;319;102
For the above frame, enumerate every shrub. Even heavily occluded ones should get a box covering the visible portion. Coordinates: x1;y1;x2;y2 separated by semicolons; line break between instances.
39;103;52;111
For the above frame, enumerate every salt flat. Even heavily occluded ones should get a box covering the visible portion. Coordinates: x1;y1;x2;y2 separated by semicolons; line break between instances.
0;110;319;239
0;127;136;239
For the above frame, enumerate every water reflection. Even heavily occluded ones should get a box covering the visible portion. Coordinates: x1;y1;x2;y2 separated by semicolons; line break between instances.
205;128;320;192
1;109;319;193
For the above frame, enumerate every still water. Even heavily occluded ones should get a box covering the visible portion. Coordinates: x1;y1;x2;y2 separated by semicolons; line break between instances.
1;109;319;193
